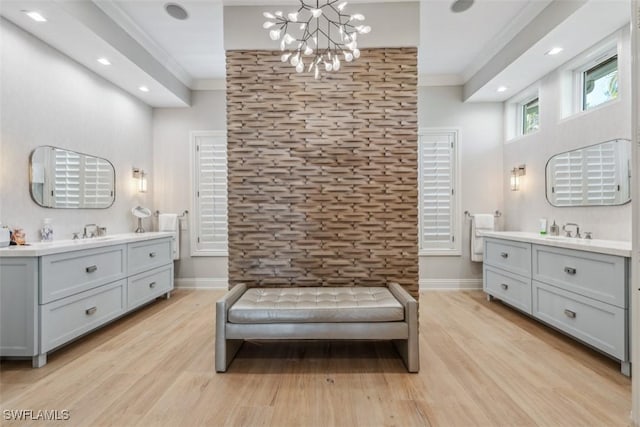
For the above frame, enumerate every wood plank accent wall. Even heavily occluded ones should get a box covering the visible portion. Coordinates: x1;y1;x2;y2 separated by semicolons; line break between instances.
226;48;418;299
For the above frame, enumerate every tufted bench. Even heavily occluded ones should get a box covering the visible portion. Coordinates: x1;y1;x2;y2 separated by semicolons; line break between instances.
215;283;419;372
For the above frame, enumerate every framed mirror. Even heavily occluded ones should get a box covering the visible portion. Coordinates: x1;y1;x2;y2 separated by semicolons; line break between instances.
545;138;631;207
30;146;115;209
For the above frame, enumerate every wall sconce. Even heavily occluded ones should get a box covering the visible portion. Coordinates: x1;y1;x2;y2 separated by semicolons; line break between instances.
510;165;526;191
132;167;148;193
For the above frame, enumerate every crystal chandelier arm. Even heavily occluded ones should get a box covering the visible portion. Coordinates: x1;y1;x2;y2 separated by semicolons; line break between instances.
264;0;368;77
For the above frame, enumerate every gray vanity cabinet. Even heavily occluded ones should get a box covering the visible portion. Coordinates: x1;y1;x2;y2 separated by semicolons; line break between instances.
0;236;173;367
483;239;532;313
483;236;630;375
0;258;38;357
531;244;629;371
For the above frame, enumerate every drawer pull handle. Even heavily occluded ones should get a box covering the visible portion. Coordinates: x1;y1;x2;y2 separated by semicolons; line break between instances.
85;307;97;316
564;309;576;319
501;283;509;290
149;281;156;289
86;265;98;273
564;267;577;275
149;252;157;258
500;252;509;258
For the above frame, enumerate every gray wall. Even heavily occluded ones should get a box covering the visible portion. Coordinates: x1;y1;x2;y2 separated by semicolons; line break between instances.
418;86;504;288
503;29;632;241
152;90;228;287
0;19;153;241
153;87;505;289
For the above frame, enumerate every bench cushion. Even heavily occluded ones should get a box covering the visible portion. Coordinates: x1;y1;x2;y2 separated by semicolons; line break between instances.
228;287;404;324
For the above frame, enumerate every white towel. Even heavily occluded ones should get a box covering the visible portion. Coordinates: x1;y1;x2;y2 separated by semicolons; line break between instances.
158;213;180;260
471;214;495;262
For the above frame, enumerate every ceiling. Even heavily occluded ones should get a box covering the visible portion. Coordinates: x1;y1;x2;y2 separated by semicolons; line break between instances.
0;0;632;106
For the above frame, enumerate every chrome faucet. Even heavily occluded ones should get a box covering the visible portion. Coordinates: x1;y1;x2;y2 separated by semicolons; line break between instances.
562;223;581;238
83;224;97;239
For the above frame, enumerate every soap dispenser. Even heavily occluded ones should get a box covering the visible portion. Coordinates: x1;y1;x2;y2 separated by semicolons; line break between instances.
40;218;53;242
0;224;9;247
550;220;559;236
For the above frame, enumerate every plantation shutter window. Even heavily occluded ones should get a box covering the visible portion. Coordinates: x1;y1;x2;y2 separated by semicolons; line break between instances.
419;130;460;255
550;141;623;206
52;149;81;208
191;131;228;256
82;157;113;208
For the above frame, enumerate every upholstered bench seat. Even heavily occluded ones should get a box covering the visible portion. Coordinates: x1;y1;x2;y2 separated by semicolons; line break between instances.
216;283;419;373
228;287;404;324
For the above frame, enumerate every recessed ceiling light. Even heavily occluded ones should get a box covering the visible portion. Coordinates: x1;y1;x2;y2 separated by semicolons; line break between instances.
165;3;189;20
450;0;474;13
139;86;150;92
546;47;564;56
97;58;111;66
497;86;508;93
23;10;47;22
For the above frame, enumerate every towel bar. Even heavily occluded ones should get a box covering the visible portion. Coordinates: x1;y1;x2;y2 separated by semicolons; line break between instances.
464;210;501;220
154;210;189;218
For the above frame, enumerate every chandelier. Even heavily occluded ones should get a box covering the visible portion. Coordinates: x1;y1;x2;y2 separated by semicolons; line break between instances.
263;1;371;79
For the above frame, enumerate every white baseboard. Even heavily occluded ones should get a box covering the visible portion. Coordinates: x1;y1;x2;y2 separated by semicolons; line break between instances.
174;278;228;289
419;278;483;291
175;278;482;291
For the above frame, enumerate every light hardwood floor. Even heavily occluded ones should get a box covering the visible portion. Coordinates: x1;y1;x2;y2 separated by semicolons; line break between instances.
0;290;631;426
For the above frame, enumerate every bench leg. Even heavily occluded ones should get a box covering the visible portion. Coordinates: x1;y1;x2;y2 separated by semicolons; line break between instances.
393;338;419;373
216;338;244;372
215;284;248;373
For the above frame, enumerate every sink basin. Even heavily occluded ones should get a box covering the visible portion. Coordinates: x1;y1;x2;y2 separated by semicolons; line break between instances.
544;236;573;241
73;236;117;243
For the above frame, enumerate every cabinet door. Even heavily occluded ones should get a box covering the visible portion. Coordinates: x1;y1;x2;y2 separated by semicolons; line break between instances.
532;280;627;361
0;258;38;356
40;280;126;353
484;266;532;314
127;264;173;310
128;239;172;276
41;245;126;304
532;245;627;308
484;239;531;277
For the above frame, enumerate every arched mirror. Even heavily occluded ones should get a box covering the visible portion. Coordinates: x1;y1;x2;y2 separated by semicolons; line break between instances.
545;138;631;207
30;146;115;209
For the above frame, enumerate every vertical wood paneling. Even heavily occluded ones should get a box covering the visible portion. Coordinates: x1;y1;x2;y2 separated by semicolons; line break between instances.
226;48;418;299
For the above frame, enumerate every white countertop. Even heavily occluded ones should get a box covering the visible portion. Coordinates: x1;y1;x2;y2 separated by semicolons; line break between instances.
0;232;174;257
482;231;631;258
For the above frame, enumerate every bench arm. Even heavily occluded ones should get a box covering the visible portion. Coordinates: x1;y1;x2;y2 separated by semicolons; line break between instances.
216;284;247;321
215;284;247;372
216;284;247;338
388;283;414;305
388;282;419;372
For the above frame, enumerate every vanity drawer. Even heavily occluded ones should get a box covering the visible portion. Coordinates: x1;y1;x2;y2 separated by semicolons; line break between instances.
532;280;626;360
40;245;126;304
40;280;126;352
532;245;627;308
128;239;172;276
484;238;531;277
127;265;173;309
484;266;531;314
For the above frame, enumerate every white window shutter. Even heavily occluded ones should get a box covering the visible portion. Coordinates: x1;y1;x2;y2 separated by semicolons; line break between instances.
53;149;81;208
419;130;460;255
82;157;113;208
191;131;228;256
551;141;620;205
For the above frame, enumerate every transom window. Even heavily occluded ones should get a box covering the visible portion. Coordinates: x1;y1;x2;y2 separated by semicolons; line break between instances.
582;55;618;111
522;97;539;135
